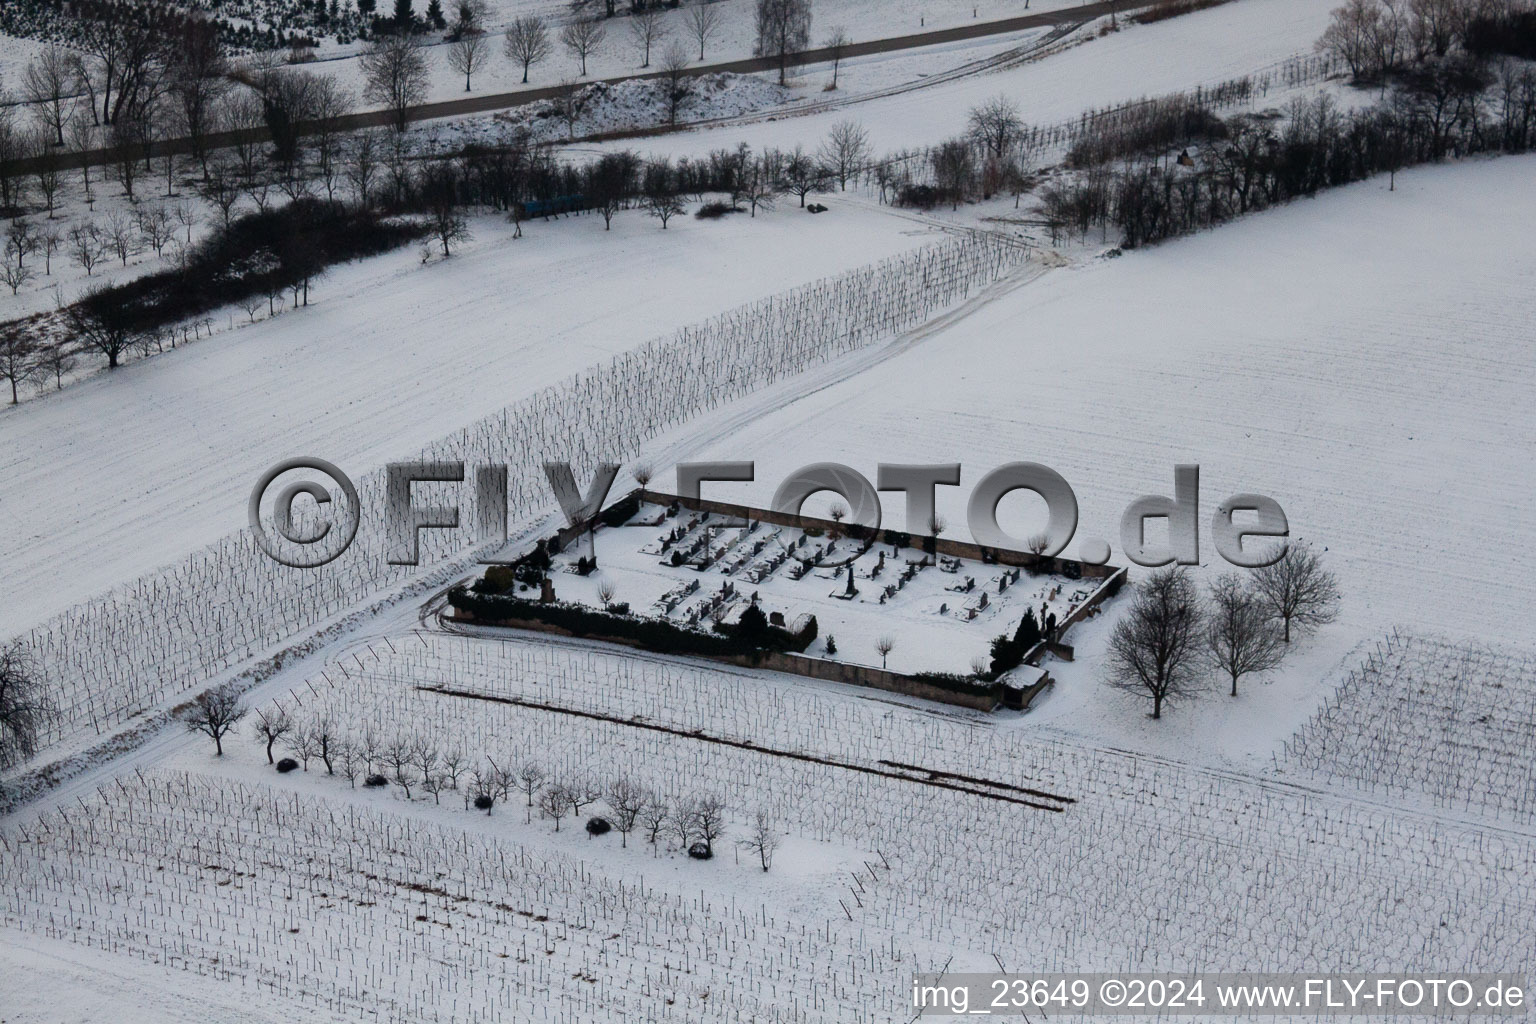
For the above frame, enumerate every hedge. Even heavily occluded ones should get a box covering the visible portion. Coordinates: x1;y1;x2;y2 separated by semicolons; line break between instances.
448;587;816;658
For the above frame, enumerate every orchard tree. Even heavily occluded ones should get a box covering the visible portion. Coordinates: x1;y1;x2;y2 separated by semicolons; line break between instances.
739;809;781;871
251;706;293;764
185;683;248;756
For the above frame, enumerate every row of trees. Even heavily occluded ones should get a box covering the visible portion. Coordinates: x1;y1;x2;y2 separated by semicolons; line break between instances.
1038;56;1536;249
179;687;782;868
1107;544;1341;718
1317;0;1528;81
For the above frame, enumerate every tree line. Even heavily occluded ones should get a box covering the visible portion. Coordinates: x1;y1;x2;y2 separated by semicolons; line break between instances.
180;685;783;868
1036;0;1535;248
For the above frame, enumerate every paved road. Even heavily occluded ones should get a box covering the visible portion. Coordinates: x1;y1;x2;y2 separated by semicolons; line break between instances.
17;0;1147;174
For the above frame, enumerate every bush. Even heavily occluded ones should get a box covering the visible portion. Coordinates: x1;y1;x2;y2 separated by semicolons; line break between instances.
481;565;517;594
364;773;390;788
695;201;744;219
474;794;495;810
275;757;299;773
688;841;713;859
447;587;816;657
65;200;424;342
896;184;942;209
585;816;612;836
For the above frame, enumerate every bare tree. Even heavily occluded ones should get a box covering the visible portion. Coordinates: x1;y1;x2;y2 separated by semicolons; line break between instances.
337;740;364;787
780;144;827;207
819;119;868;190
754;0;812;85
967;95;1024;160
185;683;248;756
660;41;694;124
68;223;106;277
596;577;618;606
931;138;975;210
136;204;175;257
606;776;646;847
440;748;468;792
630;8;666;68
66;282;137;368
1106;567;1203;719
1205;573;1286;696
874;635;894;669
555;79;590;139
0;640;56;769
409;735;440;793
738;152;779;216
30;135;65;218
67;114;97;201
102;210;139;267
503;16;551;84
669;797;696;849
561;18;607;77
251;705;293;764
823;27;849;89
685;1;722;60
0;252;35;299
360;33;429;132
346;130;381;209
291;718;321;769
385;735;417;797
640;793;670;845
1251;542;1341;642
25;45;77;147
642;158;685;226
738;809;780;870
689;795;727;855
567;775;603;817
447;27;491;91
539;781;574;830
0;326;39;403
516;762;547;806
37;340;77;390
167;17;228;180
199;159;242;227
312;713;340;774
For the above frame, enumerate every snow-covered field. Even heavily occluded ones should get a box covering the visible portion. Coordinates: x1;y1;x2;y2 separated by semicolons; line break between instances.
4;0;1536;1017
669;155;1536;760
0;201;937;639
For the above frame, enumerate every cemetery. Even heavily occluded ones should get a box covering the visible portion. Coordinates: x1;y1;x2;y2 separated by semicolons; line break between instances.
448;489;1127;709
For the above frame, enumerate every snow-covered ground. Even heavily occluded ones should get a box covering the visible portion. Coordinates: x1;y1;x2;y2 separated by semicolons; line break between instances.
665;154;1536;766
4;0;1536;1016
0;201;938;639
